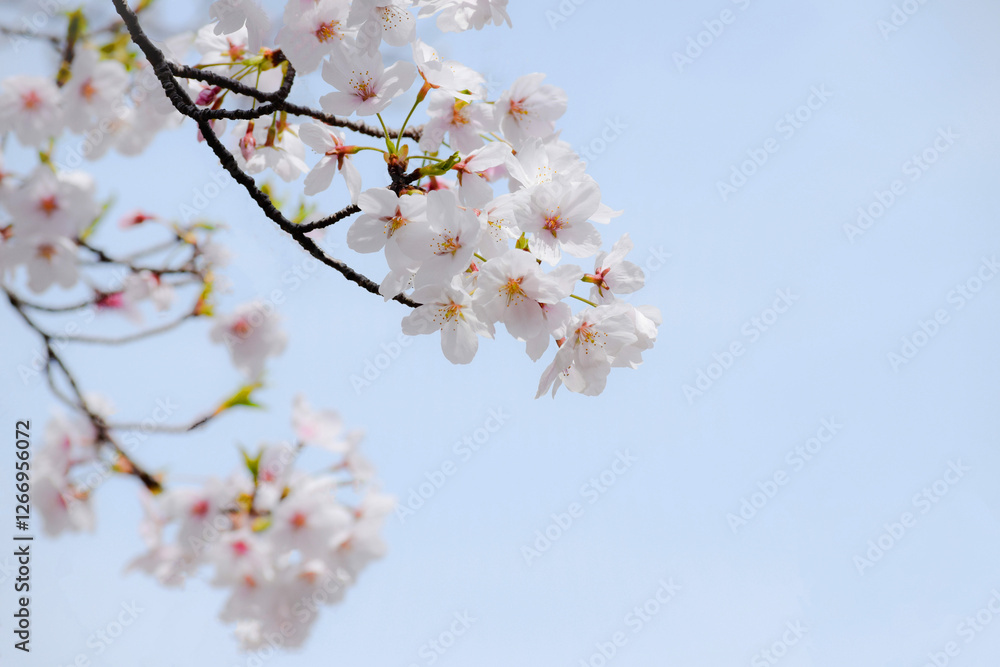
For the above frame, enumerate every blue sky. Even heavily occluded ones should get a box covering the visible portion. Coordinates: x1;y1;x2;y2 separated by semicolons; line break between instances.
2;0;1000;665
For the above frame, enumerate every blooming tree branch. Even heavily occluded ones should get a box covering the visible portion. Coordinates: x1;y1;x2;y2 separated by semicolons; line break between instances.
0;0;664;652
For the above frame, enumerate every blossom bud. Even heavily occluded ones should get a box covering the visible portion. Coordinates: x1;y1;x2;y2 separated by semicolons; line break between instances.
240;122;257;161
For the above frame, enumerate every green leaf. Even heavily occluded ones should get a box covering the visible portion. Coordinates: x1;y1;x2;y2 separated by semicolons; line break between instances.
418;151;462;177
241;447;262;485
217;382;264;413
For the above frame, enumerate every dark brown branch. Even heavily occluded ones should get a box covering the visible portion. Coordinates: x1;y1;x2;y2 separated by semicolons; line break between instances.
167;58;421;140
78;239;198;276
0;25;61;48
16;296;95;313
278;100;422;141
108;410;216;435
295;204;360;233
63;311;197;345
109;0;418;308
6;290;162;493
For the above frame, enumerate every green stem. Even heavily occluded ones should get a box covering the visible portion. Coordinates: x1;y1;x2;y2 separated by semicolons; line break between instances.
397;96;421;148
376;113;395;153
474;253;487;263
569;294;598;308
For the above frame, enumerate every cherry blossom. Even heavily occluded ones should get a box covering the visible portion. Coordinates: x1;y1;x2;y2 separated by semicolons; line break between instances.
299;122;362;201
402;276;493;363
536;302;640;398
210;301;289;378
123;270;175;313
277;0;351;74
63;49;129;134
194;22;251;76
209;0;271;52
417;0;511;33
585;233;646;304
0;76;63;147
496;73;567;148
411;39;486;101
0;0;672;657
452;141;510;208
292;393;360;453
349;0;417;55
320;43;416;116
347;188;428;266
3;167;100;241
232;117;309;182
20;236;81;293
518;177;603;264
410;189;480;287
126;398;392;649
420;90;495;155
474;249;574;340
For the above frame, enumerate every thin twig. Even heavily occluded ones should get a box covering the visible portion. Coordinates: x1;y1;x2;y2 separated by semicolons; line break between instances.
110;0;419;308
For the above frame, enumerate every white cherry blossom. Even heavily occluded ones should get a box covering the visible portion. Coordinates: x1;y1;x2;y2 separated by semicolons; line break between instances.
402;276;494;363
586;233;645;304
210;301;288;378
0;76;63;147
496;73;566;148
277;0;351;74
299;122;362;202
320;45;416;117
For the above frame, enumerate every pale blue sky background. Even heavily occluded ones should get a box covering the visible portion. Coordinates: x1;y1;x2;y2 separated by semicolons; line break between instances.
2;0;1000;665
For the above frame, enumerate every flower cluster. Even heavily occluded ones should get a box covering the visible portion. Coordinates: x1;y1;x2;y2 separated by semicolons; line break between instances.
34;407;102;536
0;43;178;156
169;0;659;397
128;396;391;650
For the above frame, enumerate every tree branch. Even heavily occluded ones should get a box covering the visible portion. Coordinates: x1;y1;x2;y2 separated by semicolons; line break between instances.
109;0;419;308
5;289;162;493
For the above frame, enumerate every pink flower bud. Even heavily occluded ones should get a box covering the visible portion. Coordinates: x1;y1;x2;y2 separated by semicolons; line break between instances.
195;85;222;107
239;123;257;161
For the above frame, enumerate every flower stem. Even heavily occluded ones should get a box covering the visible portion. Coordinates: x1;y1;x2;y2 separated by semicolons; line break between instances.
569;294;598;307
376;113;395;153
397;96;422;148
